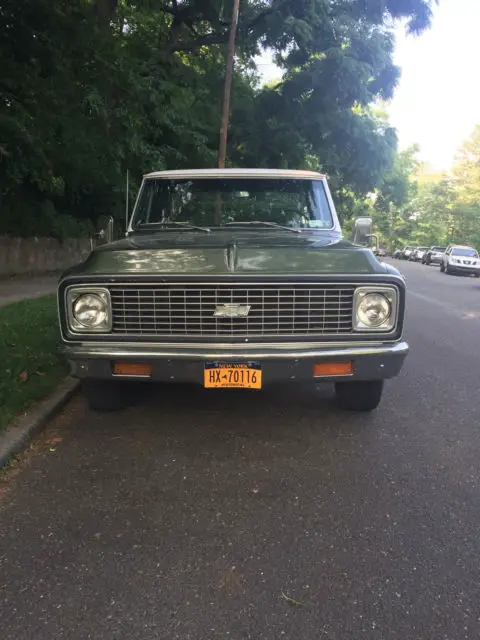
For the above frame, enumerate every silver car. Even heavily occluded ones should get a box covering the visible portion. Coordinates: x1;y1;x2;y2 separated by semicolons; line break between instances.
423;246;446;265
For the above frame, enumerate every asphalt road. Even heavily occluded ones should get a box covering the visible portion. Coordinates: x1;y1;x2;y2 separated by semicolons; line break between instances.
2;260;480;639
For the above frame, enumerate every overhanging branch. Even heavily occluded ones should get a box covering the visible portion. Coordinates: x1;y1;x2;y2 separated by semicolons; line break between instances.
167;31;230;53
163;4;273;54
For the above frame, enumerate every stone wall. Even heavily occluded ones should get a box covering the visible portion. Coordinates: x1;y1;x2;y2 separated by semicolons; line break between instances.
0;236;91;276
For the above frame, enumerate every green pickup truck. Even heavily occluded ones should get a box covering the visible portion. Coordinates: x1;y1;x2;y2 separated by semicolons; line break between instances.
57;169;408;412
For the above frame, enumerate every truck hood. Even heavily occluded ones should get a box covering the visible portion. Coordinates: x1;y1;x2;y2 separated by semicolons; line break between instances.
64;230;389;277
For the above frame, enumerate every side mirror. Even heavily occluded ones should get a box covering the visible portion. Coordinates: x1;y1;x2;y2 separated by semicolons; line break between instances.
353;217;373;247
90;215;114;249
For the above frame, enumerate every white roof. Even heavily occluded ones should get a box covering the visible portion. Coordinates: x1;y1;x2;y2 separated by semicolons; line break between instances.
144;168;326;180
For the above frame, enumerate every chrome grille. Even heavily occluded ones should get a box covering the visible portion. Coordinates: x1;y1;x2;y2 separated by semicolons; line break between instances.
109;283;355;337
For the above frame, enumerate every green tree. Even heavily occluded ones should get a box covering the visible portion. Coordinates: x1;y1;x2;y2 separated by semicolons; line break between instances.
452;125;480;206
371;146;420;250
0;0;436;237
409;178;455;246
449;126;480;247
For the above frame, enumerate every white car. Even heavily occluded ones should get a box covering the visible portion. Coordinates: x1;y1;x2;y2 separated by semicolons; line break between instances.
402;246;414;260
411;246;428;262
440;245;480;277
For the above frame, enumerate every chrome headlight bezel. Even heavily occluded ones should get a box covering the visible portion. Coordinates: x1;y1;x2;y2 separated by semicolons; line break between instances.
353;286;398;333
66;287;112;333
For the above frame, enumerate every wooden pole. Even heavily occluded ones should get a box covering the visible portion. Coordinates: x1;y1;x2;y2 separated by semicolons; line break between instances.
218;0;241;168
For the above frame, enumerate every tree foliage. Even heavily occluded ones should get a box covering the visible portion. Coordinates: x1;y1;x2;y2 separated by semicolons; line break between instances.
0;0;436;237
371;125;480;251
371;146;420;249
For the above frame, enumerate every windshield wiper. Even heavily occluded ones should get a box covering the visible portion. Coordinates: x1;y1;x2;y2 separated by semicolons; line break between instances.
221;221;301;234
137;221;211;233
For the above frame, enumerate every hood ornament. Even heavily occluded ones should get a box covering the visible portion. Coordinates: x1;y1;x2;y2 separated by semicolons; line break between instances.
225;241;238;273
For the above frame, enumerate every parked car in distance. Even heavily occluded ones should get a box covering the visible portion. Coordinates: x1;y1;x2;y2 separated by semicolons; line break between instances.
373;247;387;258
422;246;446;265
410;247;429;262
57;168;409;413
440;245;480;277
401;246;415;260
393;249;403;259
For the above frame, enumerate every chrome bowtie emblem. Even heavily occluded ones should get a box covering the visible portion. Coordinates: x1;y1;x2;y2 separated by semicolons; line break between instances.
213;303;251;318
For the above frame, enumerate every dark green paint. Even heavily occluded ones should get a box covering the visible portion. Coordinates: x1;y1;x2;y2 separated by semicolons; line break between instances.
62;230;390;279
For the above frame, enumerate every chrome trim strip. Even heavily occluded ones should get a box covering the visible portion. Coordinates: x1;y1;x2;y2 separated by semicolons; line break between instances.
112;374;151;379
63;280;403;286
62;341;409;361
62;338;403;349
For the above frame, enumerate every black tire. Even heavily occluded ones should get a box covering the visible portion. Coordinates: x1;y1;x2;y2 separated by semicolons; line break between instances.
82;379;128;412
335;380;384;412
440;262;445;272
475;273;480;278
445;263;453;275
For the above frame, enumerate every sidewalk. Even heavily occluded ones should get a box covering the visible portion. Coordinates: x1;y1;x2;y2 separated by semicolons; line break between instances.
0;275;58;308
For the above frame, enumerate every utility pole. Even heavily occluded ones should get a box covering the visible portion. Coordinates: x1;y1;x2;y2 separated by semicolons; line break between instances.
218;0;241;168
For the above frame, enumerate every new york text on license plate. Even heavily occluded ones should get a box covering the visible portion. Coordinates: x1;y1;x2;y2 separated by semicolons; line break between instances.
204;362;262;389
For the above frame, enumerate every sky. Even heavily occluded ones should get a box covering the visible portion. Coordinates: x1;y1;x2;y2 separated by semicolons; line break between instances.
256;0;480;171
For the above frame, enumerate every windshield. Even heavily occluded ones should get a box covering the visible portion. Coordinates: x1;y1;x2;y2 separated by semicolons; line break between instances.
452;248;478;257
132;178;333;230
432;246;445;252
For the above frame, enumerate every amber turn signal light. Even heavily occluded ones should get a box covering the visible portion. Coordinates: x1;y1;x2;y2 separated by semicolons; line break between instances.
313;362;353;377
112;362;152;376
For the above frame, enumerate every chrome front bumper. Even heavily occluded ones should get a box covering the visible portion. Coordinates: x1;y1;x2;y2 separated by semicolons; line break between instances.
62;340;409;384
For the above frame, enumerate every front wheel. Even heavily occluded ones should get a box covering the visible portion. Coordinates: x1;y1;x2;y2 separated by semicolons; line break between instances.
440;262;445;272
335;380;384;412
82;379;128;412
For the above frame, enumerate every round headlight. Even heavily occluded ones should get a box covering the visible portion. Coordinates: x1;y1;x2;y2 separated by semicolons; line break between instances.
73;293;108;328
357;293;391;328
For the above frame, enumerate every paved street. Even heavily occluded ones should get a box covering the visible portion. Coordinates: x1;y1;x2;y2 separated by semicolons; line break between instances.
2;260;480;639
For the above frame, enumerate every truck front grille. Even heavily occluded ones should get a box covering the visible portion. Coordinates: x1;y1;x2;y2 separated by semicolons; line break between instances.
108;283;355;337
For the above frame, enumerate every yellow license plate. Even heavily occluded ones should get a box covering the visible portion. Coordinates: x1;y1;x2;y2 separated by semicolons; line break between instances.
204;362;262;389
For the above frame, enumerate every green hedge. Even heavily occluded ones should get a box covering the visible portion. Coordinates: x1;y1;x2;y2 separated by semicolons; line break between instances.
0;295;68;430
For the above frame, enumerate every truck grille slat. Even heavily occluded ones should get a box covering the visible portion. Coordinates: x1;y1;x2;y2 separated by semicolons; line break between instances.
108;284;355;337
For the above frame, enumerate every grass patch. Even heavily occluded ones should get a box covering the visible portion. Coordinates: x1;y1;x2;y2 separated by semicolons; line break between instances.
0;295;68;431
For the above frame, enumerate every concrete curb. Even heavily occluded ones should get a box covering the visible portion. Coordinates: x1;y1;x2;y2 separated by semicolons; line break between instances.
0;377;80;468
